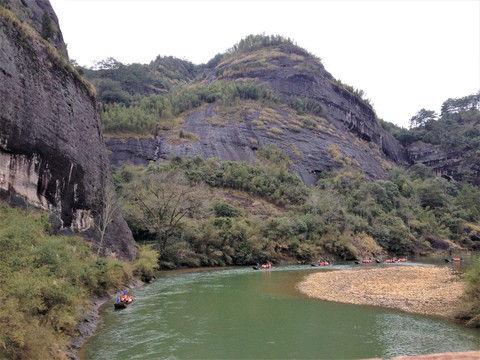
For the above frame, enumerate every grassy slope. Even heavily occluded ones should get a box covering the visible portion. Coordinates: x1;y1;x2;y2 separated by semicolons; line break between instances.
0;204;157;359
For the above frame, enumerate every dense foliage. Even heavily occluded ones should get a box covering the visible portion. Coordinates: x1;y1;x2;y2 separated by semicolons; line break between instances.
0;205;158;359
113;153;480;270
383;92;480;148
81;56;198;105
100;80;275;135
462;255;480;327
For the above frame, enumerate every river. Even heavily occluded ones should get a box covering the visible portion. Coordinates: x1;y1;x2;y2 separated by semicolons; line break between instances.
80;262;480;360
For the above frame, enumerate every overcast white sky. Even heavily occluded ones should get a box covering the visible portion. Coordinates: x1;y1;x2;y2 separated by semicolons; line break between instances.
49;0;480;128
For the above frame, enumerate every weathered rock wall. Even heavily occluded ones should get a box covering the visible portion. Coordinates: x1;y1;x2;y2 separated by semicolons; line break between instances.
2;0;66;54
106;103;400;186
106;137;158;167
406;142;480;186
216;45;408;166
0;1;136;259
105;45;409;186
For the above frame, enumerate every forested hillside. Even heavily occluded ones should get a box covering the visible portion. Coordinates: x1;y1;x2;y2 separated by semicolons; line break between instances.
77;34;480;268
83;35;406;187
382;92;480;185
113;155;480;268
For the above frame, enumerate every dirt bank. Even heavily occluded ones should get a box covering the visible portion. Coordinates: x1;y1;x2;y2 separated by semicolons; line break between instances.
297;265;463;318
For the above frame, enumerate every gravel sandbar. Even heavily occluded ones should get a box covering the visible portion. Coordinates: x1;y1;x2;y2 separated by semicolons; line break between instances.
297;265;463;318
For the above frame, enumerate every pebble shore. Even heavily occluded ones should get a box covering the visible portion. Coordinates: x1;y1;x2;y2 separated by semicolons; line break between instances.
297;265;463;318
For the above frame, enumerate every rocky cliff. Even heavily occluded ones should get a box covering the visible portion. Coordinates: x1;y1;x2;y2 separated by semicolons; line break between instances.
105;43;409;186
406;141;480;186
0;0;136;260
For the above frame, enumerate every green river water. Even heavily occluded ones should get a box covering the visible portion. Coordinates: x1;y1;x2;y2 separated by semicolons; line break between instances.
80;262;480;360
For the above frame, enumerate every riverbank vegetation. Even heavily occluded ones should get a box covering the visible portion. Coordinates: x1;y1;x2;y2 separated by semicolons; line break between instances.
461;255;480;326
113;153;480;269
0;204;158;359
114;157;480;326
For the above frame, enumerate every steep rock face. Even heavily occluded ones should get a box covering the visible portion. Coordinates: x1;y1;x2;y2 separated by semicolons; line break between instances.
107;103;400;186
106;45;408;186
215;45;407;165
406;142;480;186
0;1;136;260
2;0;66;54
106;137;158;167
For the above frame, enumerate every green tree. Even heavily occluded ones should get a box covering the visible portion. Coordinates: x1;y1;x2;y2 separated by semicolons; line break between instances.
409;108;437;129
441;92;480;115
122;170;210;260
214;202;241;218
417;182;447;209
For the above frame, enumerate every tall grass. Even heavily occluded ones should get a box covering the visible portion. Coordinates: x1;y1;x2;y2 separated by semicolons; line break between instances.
0;204;156;359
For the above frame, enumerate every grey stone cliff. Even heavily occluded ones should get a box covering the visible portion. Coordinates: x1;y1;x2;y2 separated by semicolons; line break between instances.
407;141;480;186
106;44;409;186
0;0;136;260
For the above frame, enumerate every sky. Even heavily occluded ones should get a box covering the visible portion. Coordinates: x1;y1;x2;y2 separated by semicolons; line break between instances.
49;0;480;129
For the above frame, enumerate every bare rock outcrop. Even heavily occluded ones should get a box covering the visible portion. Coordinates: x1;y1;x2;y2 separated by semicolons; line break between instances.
0;0;136;260
215;44;408;164
406;141;480;186
106;44;409;186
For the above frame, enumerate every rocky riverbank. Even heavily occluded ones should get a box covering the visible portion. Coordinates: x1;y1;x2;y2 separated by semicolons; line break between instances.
297;265;463;318
68;281;143;360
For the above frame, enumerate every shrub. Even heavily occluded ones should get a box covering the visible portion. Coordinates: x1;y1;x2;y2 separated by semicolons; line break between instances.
133;245;159;282
214;202;242;218
462;255;480;327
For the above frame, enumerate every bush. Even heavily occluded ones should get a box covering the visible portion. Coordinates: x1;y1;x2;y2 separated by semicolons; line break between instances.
462;255;480;327
133;245;159;282
214;202;241;218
